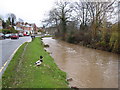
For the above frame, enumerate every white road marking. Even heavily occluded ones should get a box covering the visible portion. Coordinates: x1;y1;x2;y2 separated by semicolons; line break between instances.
0;38;31;76
0;44;22;73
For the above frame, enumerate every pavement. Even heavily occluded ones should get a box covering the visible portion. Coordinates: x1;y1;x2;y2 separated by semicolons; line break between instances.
0;36;31;77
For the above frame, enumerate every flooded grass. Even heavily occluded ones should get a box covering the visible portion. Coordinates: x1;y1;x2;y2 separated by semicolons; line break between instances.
2;37;68;88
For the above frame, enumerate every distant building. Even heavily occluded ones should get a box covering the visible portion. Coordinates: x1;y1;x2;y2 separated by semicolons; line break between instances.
31;23;38;34
0;20;3;29
16;22;24;31
45;27;57;35
16;22;38;35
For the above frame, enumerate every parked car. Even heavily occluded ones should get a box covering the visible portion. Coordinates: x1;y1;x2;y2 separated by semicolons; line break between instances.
23;33;27;36
0;33;6;39
11;34;19;39
23;33;29;36
5;34;11;38
19;33;23;37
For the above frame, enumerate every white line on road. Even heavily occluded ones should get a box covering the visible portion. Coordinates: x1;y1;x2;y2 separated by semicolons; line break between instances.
0;43;22;74
0;38;31;77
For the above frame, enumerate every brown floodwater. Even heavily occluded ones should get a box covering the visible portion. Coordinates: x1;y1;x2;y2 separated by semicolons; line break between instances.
42;37;119;88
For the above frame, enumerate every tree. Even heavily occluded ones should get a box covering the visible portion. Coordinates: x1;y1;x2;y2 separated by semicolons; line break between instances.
42;8;60;29
43;1;73;40
6;17;11;29
2;20;6;29
7;13;16;26
53;1;73;40
73;1;90;30
87;1;115;41
18;18;24;22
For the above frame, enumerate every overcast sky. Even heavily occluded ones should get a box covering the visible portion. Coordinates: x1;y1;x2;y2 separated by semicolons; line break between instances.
0;0;80;27
0;0;116;27
0;0;59;27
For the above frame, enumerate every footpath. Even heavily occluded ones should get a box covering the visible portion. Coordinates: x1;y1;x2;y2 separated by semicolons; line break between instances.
2;37;68;88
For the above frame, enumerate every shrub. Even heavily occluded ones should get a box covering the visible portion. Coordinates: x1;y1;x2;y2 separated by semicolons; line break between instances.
67;35;75;43
2;29;18;34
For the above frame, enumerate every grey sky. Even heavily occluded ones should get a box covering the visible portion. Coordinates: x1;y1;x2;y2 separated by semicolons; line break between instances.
0;0;116;27
0;0;80;27
0;0;57;27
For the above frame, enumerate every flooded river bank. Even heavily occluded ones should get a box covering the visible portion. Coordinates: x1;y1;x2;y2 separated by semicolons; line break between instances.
42;37;118;88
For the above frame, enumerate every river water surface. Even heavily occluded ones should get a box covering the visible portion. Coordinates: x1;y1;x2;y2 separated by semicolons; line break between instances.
42;37;119;88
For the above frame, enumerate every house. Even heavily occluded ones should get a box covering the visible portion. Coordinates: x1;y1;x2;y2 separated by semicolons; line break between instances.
23;23;33;35
0;20;3;29
31;23;38;34
15;22;24;32
16;22;36;35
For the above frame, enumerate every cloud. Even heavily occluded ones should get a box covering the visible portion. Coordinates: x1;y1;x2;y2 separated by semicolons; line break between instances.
0;0;56;26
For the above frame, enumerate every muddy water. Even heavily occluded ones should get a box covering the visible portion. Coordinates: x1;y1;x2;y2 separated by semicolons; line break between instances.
42;37;119;88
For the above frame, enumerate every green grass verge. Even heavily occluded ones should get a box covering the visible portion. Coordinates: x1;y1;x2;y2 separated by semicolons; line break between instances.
2;37;68;88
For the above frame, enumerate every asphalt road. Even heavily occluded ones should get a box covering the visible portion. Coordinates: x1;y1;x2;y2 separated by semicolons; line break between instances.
0;36;31;75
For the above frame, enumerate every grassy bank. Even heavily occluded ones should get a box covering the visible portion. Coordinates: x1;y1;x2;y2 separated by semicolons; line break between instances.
2;38;68;88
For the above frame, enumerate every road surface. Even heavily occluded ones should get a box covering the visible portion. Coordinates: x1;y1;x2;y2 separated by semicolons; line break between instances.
0;36;31;76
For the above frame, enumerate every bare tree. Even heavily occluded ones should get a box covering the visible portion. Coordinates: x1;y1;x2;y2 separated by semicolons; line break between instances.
7;13;16;26
43;1;73;40
18;18;24;22
73;1;90;30
54;1;73;40
85;1;115;41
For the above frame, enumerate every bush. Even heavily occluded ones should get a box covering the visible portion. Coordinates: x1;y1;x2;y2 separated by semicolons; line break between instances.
2;29;11;34
2;29;18;34
67;35;76;43
100;41;106;46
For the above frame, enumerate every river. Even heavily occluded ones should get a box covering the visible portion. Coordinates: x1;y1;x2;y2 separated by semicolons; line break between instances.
42;37;119;88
